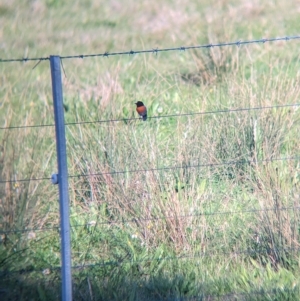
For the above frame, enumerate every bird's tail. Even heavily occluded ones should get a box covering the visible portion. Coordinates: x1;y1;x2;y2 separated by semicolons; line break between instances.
142;114;147;121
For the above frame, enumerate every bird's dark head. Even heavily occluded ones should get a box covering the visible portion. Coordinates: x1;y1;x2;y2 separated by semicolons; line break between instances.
135;101;144;107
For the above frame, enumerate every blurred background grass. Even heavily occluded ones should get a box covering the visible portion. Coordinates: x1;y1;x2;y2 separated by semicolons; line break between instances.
0;0;300;300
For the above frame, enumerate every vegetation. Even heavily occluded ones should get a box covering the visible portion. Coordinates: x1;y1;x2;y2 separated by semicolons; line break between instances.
0;0;300;300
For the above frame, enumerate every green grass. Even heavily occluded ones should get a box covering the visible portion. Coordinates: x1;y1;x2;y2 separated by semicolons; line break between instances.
1;0;300;300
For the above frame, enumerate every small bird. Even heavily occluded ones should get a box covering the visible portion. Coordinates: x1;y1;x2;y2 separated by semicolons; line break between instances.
135;101;147;121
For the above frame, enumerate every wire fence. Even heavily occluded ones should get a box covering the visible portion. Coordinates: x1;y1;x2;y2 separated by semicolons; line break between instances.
1;204;299;235
1;35;300;300
1;35;300;63
1;102;299;130
0;154;298;184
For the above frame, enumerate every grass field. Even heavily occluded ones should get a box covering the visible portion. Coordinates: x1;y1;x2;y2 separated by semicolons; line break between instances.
1;0;300;300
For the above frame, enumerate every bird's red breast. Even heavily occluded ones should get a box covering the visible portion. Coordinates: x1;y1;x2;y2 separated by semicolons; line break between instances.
136;106;147;115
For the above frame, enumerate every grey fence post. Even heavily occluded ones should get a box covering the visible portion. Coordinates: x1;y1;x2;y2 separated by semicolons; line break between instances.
50;55;72;301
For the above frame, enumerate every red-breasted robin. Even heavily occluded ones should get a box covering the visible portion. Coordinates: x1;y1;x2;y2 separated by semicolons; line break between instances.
135;101;147;121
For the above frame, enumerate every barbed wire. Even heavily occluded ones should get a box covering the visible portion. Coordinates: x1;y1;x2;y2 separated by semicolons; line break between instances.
1;102;299;131
0;155;298;184
0;56;49;63
2;246;300;277
61;36;300;59
0;35;299;63
1;204;299;235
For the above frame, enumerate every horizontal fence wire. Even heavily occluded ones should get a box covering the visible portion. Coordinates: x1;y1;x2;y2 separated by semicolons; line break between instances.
2;246;300;277
1;205;299;235
0;176;51;184
0;155;298;184
0;35;299;63
1;102;299;131
68;155;299;179
0;123;55;130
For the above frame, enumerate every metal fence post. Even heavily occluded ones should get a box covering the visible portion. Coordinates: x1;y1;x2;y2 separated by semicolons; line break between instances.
50;55;72;301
